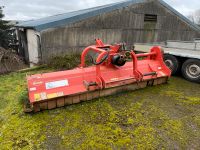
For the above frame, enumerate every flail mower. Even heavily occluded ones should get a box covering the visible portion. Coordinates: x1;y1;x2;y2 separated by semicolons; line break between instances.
25;39;171;112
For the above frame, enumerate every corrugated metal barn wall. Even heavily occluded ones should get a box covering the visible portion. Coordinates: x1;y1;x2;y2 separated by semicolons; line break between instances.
40;1;200;62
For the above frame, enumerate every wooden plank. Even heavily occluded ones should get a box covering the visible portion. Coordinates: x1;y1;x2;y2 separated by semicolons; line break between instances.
40;102;48;110
57;98;65;107
92;91;100;99
64;96;73;105
72;95;80;104
79;93;87;101
47;100;57;109
33;103;40;112
153;77;167;85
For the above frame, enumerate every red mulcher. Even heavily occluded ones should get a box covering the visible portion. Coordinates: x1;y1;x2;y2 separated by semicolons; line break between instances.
25;39;171;112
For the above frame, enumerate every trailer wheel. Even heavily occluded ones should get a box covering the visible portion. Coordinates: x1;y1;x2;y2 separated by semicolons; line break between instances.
182;59;200;83
164;54;180;75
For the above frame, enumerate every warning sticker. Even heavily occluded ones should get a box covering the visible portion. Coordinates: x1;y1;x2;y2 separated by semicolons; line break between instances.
47;93;57;99
45;80;69;90
34;94;41;101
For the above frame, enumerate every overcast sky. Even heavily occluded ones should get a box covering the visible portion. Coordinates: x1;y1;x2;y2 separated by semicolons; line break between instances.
1;0;200;21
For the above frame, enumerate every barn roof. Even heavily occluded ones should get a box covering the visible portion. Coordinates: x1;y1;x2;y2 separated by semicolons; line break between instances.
17;0;200;32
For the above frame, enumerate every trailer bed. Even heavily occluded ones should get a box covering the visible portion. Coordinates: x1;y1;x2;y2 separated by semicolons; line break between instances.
135;44;200;59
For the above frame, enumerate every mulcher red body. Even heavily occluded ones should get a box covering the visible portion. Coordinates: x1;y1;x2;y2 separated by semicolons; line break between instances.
26;39;171;112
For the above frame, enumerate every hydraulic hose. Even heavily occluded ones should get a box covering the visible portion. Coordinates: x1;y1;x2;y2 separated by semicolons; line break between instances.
90;51;109;65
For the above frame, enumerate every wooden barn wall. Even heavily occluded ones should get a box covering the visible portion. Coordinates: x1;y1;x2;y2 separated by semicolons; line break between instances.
40;0;200;62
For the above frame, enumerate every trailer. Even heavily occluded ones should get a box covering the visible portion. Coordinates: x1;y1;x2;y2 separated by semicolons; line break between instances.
135;39;200;83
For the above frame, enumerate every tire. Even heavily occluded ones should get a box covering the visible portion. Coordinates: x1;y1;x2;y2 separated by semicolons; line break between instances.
182;59;200;83
164;54;180;75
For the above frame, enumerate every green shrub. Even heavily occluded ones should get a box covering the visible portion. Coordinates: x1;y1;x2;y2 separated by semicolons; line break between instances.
47;53;92;70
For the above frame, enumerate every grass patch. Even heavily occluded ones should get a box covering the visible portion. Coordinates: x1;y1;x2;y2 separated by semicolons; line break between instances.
0;70;200;149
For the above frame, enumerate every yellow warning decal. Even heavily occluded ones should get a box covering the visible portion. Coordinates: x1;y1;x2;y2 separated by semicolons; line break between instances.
34;94;41;101
47;93;57;99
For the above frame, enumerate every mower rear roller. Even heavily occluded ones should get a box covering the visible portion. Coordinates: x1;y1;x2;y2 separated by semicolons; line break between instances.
25;77;167;112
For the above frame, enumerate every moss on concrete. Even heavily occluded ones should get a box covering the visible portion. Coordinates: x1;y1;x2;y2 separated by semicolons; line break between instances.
0;70;200;149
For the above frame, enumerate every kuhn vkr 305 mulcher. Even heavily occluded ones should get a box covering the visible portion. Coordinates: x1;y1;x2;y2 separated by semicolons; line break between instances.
25;39;171;112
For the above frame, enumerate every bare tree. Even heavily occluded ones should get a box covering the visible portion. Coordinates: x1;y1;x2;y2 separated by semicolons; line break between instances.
188;14;195;23
187;9;200;24
195;9;200;24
